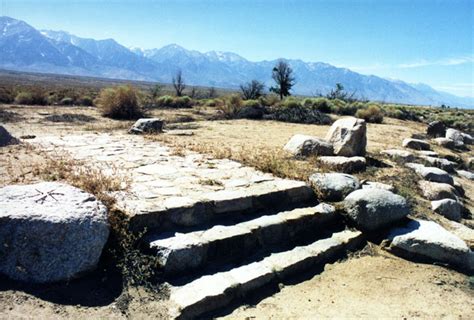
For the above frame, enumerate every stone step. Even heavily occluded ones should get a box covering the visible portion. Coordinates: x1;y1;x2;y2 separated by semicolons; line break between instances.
125;181;315;232
169;230;364;319
147;203;340;276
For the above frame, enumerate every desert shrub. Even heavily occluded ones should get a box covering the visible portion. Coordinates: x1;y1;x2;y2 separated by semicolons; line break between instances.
243;99;261;108
356;104;384;123
60;97;74;106
96;86;144;120
259;94;280;107
268;101;332;124
14;91;46;105
173;96;193;108
0;108;24;122
0;87;14;103
217;94;243;119
303;97;332;113
78;95;94;106
155;95;174;108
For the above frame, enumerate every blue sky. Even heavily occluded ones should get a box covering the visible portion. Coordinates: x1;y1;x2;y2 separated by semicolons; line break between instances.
2;0;473;97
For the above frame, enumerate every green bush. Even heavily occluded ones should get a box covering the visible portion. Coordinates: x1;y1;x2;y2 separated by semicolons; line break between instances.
96;85;144;120
217;94;243;119
355;104;384;123
78;95;94;106
14;91;46;105
154;95;193;108
269;101;332;124
243;99;262;108
302;97;332;113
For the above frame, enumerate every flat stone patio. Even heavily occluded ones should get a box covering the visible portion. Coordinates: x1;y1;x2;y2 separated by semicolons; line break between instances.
33;133;313;230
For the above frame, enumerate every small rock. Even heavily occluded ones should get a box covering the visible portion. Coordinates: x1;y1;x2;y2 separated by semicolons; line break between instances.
402;138;430;150
431;199;462;221
457;170;474;180
309;173;360;202
468;158;474;170
361;181;395;192
19;135;36;140
318;156;366;173
129;118;164;134
427;121;446;138
325;117;366;156
388;220;473;272
0;125;19;147
381;149;415;162
433;137;455;149
0;182;110;283
418;180;458;201
343;189;409;231
284;134;333;157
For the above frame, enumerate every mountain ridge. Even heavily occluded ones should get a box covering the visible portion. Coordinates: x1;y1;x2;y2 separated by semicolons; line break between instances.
0;16;472;108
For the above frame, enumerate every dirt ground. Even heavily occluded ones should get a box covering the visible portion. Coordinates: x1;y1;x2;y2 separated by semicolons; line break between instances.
1;105;473;319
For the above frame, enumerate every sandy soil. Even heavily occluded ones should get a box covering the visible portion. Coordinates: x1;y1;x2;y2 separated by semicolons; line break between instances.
221;253;474;319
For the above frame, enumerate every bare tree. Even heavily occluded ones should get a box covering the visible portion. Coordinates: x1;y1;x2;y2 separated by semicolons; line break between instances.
172;70;186;97
208;87;216;98
240;80;265;100
270;60;295;100
326;83;357;102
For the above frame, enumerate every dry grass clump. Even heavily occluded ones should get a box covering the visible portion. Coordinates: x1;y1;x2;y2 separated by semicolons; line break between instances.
44;113;97;123
96;85;145;120
355;104;384;123
0;108;25;123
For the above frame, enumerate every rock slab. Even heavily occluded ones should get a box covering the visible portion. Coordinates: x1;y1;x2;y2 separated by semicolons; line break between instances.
325;117;366;156
284;134;333;157
402;138;430;150
318;156;366;173
344;189;409;231
0;182;109;283
388;220;473;272
431;199;462;222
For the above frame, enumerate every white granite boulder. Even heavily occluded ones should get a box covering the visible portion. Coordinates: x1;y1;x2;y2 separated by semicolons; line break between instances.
361;181;395;192
411;165;454;185
445;128;465;147
325;117;366;156
419;156;456;173
0;182;110;283
433;137;455;149
418;180;458;201
402;138;430;150
381;149;415;162
284;134;333;157
431;199;462;222
457;170;474;180
388;220;473;272
309;173;360;201
343;189;410;231
129;118;164;134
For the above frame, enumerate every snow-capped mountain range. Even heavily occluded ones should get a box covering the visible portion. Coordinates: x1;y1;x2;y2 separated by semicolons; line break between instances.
0;16;472;108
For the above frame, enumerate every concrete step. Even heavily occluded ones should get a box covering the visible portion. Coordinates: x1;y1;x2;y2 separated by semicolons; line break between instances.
147;203;340;276
124;181;315;232
168;230;364;319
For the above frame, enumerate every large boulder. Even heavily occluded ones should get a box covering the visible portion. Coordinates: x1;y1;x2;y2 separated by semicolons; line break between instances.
325;117;366;156
0;125;19;147
445;128;465;147
343;189;410;231
309;173;360;202
431;199;462;221
427;121;446;138
318;156;366;173
402;138;430;150
412;165;454;185
388;220;473;272
0;182;109;283
129;118;164;134
284;134;333;157
418;180;458;201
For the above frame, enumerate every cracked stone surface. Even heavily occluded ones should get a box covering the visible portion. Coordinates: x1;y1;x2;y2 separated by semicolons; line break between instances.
32;133;313;228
